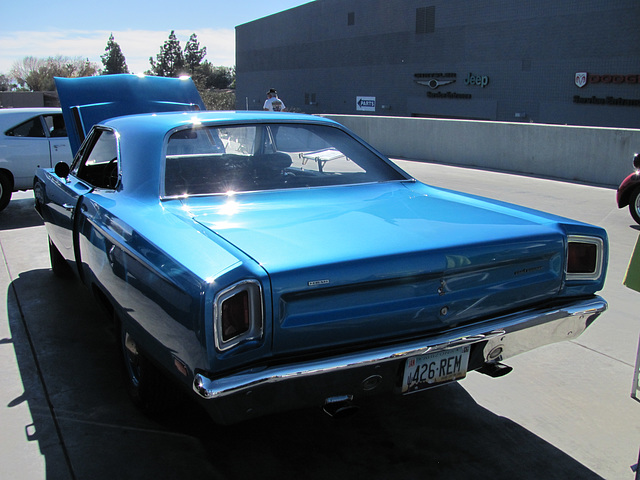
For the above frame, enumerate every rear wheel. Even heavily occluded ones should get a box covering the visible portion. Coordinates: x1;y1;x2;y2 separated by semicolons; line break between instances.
118;318;178;415
629;186;640;225
0;173;12;212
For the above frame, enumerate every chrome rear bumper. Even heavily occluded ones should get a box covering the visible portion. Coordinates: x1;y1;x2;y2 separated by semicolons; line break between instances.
193;296;606;423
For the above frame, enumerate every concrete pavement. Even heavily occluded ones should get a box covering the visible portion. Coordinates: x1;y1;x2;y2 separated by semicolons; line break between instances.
1;161;639;479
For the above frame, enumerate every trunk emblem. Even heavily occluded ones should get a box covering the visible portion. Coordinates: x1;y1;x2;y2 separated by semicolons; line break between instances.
438;280;447;296
361;375;383;391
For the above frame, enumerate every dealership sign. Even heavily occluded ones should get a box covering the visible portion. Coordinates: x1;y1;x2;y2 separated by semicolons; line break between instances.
414;72;456;89
356;96;376;111
464;72;489;88
575;72;640;88
573;95;640;107
575;72;587;88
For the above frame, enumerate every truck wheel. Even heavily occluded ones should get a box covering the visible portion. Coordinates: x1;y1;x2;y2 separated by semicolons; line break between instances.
49;237;73;278
0;173;12;211
629;186;640;225
118;319;178;415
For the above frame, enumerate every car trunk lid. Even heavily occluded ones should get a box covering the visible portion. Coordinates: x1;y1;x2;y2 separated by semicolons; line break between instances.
183;182;566;355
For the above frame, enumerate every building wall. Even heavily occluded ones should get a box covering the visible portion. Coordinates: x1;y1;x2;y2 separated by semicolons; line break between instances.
236;0;640;128
0;92;59;108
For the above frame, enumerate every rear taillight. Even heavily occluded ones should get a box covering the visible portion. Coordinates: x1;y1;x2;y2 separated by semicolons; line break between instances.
221;290;249;341
566;236;604;281
214;280;263;351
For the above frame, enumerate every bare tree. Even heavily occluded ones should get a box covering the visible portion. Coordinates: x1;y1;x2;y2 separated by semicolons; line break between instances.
10;56;98;91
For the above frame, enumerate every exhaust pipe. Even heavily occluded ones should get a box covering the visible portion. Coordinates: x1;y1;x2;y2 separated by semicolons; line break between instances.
323;395;360;418
477;361;513;378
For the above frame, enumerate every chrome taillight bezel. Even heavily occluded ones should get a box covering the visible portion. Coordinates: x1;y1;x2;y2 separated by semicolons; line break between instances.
214;280;263;352
566;235;604;281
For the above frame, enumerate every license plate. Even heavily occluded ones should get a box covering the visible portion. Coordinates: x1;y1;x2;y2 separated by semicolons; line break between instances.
402;345;470;393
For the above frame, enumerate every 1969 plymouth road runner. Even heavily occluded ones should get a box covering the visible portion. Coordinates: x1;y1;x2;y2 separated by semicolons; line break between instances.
34;75;608;424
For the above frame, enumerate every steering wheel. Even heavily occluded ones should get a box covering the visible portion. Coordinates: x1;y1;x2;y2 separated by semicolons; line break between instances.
103;158;119;189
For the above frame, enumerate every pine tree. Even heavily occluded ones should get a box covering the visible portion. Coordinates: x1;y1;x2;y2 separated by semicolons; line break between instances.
149;31;185;77
184;33;207;75
101;34;130;75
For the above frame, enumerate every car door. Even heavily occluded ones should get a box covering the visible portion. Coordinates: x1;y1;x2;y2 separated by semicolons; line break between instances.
44;128;117;268
42;113;73;166
3;113;53;190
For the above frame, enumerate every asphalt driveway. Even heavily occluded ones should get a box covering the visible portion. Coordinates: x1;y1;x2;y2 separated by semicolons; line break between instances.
1;161;638;479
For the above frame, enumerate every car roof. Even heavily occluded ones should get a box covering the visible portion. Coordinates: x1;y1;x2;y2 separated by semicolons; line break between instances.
96;111;345;201
102;109;339;130
0;108;62;132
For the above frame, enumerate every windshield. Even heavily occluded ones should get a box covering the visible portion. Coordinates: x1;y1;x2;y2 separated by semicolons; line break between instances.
163;123;405;196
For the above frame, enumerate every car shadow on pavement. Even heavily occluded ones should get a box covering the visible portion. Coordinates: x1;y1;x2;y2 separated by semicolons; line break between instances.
180;387;605;480
6;266;604;480
0;196;43;231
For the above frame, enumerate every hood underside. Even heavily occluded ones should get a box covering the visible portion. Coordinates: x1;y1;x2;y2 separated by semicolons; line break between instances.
55;74;205;156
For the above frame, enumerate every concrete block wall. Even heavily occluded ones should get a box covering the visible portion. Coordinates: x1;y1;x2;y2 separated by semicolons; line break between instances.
323;115;640;187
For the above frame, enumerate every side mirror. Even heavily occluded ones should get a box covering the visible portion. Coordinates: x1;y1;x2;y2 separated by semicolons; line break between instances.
54;162;70;178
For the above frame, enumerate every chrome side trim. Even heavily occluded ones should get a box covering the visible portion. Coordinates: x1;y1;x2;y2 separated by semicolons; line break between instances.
193;296;606;401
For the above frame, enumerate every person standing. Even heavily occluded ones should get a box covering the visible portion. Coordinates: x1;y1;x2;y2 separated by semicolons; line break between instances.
263;88;286;111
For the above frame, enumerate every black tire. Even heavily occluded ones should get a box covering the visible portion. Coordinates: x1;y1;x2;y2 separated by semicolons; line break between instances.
629;186;640;225
49;237;73;278
0;172;12;212
118;318;178;415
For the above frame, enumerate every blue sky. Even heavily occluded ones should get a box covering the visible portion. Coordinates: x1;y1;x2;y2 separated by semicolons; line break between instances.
0;0;311;75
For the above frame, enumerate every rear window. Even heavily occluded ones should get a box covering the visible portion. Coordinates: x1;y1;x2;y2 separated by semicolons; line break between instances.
163;123;405;197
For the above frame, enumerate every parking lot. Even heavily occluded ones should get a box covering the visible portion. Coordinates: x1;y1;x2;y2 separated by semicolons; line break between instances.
1;160;639;479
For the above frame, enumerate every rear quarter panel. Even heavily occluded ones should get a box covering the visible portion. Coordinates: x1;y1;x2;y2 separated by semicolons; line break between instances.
75;193;272;387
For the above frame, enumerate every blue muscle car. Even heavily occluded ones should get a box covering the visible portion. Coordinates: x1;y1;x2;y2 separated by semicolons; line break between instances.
34;75;608;424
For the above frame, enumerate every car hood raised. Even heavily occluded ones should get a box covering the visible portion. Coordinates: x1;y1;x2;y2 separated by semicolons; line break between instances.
55;74;205;156
178;182;568;355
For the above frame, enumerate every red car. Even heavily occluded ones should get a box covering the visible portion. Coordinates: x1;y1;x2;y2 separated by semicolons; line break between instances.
617;153;640;224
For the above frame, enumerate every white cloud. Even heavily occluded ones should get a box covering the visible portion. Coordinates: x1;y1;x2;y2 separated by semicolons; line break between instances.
0;28;235;75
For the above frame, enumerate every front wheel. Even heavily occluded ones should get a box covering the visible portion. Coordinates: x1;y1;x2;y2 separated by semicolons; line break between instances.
0;172;12;212
629;186;640;225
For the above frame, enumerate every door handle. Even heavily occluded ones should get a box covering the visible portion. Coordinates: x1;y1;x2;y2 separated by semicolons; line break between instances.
62;203;74;212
